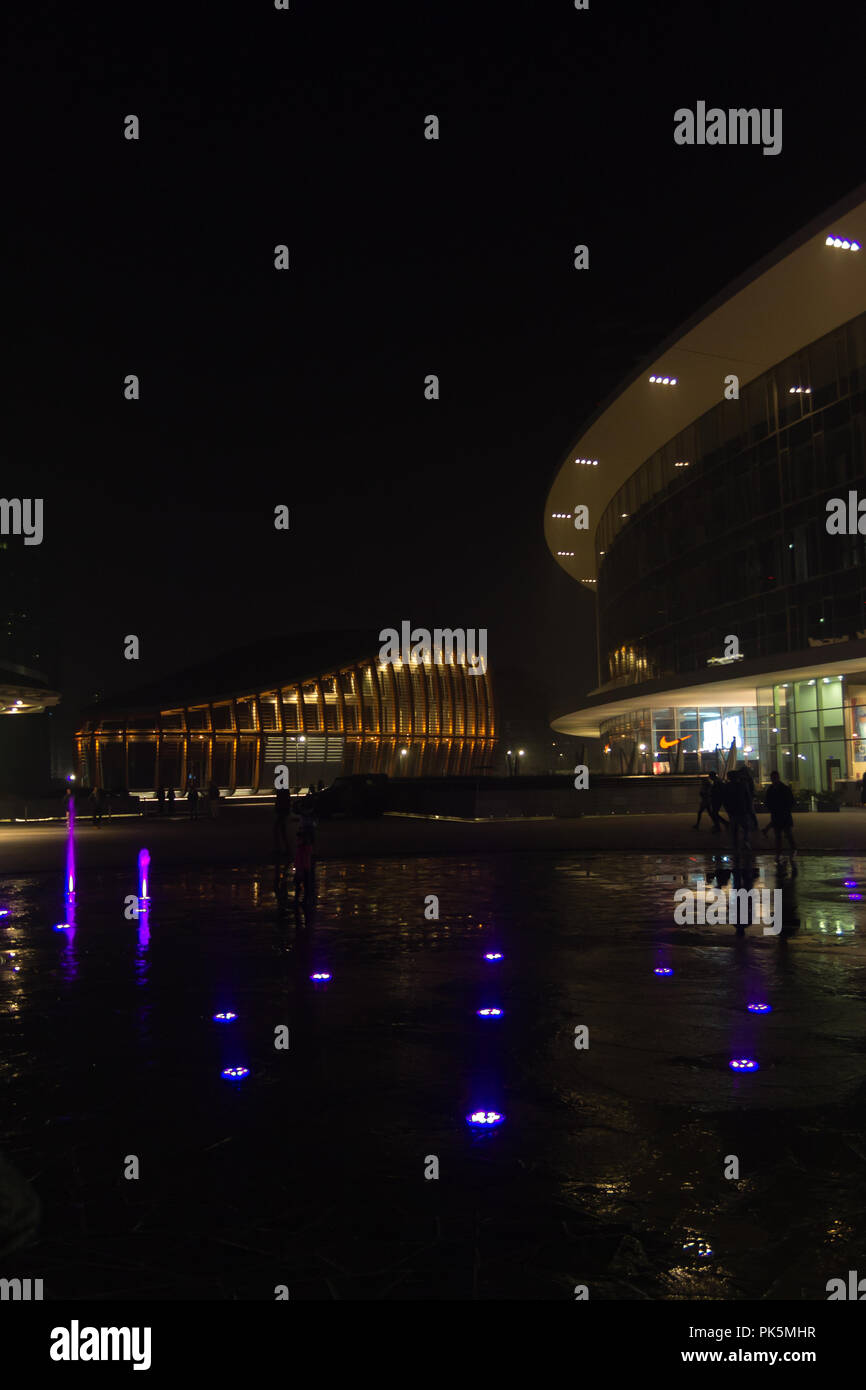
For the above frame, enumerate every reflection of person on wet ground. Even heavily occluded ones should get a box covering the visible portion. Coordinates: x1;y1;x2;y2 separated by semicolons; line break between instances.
723;770;752;851
762;770;797;861
274;786;294;859
731;854;758;932
706;854;731;888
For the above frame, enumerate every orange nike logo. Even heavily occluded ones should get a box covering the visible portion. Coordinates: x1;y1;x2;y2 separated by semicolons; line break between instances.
659;735;691;749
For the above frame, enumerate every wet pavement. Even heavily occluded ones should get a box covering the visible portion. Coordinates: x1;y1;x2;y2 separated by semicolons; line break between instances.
1;848;865;1300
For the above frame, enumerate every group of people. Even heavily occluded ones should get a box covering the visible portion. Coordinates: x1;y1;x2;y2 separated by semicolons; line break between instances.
154;781;221;819
694;767;797;859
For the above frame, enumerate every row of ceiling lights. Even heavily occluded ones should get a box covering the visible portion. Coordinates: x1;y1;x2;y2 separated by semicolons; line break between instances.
556;229;861;553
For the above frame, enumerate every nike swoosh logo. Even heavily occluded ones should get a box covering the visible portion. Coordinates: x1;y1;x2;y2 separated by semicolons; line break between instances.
659;736;692;749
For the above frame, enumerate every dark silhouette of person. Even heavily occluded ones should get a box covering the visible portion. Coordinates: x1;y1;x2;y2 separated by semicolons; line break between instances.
187;783;199;820
723;770;752;850
207;779;220;819
167;786;175;816
740;762;758;830
294;795;317;901
274;786;293;858
763;770;797;859
89;785;105;825
693;776;712;829
156;785;166;816
707;770;727;832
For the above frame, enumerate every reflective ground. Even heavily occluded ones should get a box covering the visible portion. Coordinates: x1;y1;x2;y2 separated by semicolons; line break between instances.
1;850;865;1299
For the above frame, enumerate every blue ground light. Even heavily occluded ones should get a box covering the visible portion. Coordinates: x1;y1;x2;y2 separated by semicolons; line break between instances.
484;951;503;961
53;923;72;931
466;1110;505;1128
477;1007;503;1018
213;1011;237;1022
729;1058;760;1071
221;1066;250;1080
654;966;674;976
310;971;332;982
747;1002;773;1013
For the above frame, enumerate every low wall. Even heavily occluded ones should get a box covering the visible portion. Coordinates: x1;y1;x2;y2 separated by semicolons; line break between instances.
386;775;704;819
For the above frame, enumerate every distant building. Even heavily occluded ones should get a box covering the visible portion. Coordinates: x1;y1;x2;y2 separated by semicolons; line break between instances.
0;539;61;793
545;185;866;793
76;630;495;792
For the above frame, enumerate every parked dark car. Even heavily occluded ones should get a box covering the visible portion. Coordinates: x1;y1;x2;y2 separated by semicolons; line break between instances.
314;774;388;819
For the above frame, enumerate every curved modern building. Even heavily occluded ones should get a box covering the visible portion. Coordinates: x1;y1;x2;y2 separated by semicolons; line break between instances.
545;185;866;793
76;630;495;793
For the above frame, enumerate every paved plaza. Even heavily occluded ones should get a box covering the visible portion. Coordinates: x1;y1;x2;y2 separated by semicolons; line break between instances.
2;812;865;1298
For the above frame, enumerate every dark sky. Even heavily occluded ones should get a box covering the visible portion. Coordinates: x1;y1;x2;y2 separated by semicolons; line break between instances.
7;1;866;746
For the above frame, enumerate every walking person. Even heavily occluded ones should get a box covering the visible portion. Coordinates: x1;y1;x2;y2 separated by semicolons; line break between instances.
207;779;220;819
167;786;175;817
740;763;759;831
723;770;752;851
294;794;317;902
187;782;199;820
89;785;104;826
156;785;166;816
708;770;728;833
762;770;797;861
693;776;713;829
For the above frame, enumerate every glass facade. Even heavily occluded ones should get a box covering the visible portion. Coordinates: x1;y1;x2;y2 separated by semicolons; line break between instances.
596;312;866;683
600;704;760;777
756;673;849;793
598;672;865;791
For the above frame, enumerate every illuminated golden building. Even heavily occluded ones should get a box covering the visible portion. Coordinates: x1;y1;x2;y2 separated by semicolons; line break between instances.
76;630;495;792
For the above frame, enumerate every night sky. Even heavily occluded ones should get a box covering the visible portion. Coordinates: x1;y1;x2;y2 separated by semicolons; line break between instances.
8;1;866;754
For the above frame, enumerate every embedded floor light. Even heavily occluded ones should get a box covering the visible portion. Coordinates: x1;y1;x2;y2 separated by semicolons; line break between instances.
729;1058;759;1072
466;1110;504;1128
682;1239;713;1258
